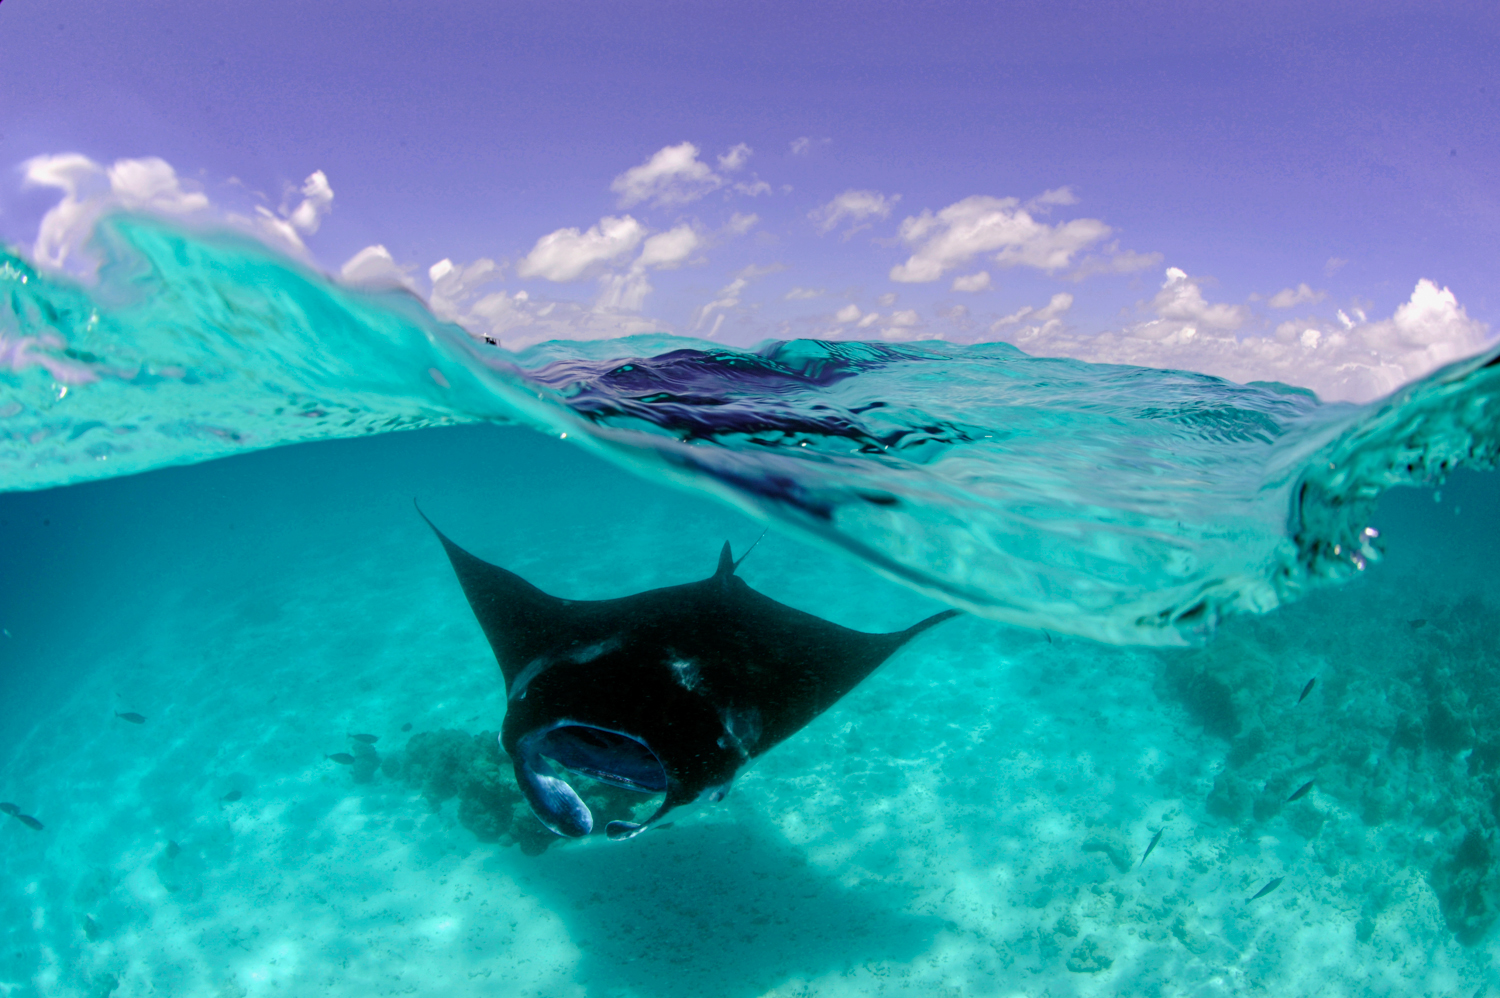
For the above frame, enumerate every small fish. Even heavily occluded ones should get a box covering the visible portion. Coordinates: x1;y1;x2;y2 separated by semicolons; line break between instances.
221;790;242;803
1140;828;1164;867
349;733;379;744
1409;618;1427;630
16;814;43;831
1287;780;1315;802
1044;631;1053;645
401;722;413;732
325;752;355;765
1298;678;1316;704
83;915;99;941
114;711;146;724
165;840;181;859
1248;876;1285;901
0;802;18;816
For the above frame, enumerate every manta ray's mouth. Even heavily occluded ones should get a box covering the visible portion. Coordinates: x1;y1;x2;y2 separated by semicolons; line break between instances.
536;724;668;793
512;723;668;838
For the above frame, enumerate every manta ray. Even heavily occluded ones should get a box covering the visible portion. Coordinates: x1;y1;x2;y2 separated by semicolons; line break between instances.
419;508;958;840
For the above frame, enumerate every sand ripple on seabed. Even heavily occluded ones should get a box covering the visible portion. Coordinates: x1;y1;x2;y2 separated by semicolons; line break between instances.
3;561;1500;996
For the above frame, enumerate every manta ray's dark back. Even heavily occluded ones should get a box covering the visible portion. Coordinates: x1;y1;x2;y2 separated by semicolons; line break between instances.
417;505;958;839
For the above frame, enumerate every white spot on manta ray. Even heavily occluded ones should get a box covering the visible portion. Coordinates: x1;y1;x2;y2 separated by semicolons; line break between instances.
669;656;701;691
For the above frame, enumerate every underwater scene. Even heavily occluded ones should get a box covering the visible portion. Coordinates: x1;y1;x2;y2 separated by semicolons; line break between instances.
3;216;1500;998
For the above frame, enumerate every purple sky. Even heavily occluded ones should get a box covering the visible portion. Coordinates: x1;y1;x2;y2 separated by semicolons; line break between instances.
2;0;1497;399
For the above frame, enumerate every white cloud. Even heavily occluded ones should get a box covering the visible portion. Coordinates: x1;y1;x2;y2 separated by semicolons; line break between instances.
857;312;880;328
790;137;811;155
889;194;1112;283
992;292;1073;329
889;309;921;327
21;154;334;270
1267;282;1325;308
876;292;898;307
1150;268;1249;330
609;141;769;208
432;285;666;351
724;212;759;236
717;143;752;172
611;142;721;208
1325;257;1349;276
1024;187;1079;213
1037;292;1074;320
733;178;772;197
952;271;991;292
516;215;646;282
23;154;211;270
691;262;781;337
834;303;862;323
695;276;749;335
428;257;504;319
809;189;900;236
598;223;703;313
994;272;1493;403
636;224;700;270
284;170;333;235
338;244;415;289
784;286;823;300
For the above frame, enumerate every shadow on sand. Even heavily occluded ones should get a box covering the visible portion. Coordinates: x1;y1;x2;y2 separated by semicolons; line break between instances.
510;820;941;998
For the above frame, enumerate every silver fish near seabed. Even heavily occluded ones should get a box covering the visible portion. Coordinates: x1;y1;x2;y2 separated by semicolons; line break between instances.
1139;828;1164;867
1249;877;1285;901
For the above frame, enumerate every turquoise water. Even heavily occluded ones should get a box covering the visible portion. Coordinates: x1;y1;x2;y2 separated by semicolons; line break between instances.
3;216;1500;996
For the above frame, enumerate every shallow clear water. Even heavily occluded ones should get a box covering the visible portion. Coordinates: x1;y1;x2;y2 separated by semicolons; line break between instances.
4;217;1500;996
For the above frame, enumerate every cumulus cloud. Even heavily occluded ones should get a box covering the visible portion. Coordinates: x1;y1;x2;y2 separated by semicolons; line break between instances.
723;212;759;236
23;154;211;269
790;137;811;155
834;303;862;323
694;276;748;337
284;170;334;235
784;287;823;300
995;270;1493;402
1267;283;1325;308
952;271;991;292
717;143;752;172
430;284;667;352
20;154;333;270
889;194;1112;283
598;223;702;312
516;216;646;282
608;141;771;208
338;244;418;290
691;263;781;338
1024;187;1079;213
610;143;719;208
809;189;900;236
1149;267;1249;330
992;292;1073;329
875;292;898;307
